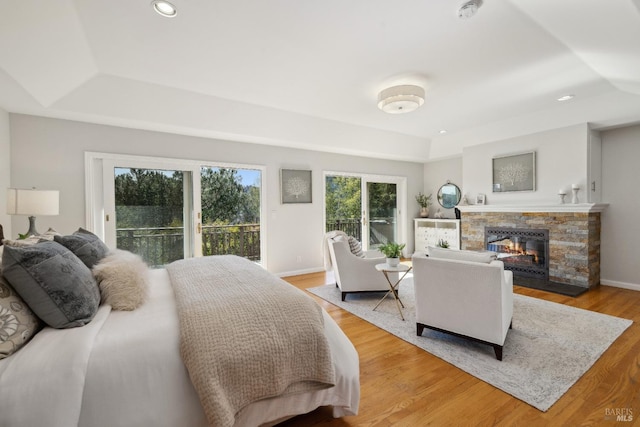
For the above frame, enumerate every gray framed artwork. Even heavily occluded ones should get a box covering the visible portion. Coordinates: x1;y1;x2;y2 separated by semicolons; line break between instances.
280;169;312;203
492;151;536;192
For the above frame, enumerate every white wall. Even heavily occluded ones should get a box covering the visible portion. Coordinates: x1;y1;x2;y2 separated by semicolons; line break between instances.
462;124;591;205
600;124;640;290
454;122;638;290
423;156;463;219
0;108;10;238
9;114;424;275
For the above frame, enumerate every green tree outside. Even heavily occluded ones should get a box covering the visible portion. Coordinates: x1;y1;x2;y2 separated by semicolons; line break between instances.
325;175;361;222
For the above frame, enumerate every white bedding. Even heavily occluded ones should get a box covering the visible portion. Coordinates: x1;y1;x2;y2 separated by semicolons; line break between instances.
0;268;359;427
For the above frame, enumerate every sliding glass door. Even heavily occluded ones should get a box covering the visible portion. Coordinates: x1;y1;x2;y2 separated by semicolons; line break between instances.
103;160;197;267
325;172;405;251
200;167;262;262
325;175;362;241
365;182;398;249
94;154;265;267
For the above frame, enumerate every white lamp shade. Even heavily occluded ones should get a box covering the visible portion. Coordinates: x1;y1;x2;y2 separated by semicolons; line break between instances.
377;85;425;114
7;189;59;216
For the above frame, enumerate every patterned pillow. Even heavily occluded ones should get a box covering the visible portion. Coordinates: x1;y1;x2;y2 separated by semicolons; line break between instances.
2;241;101;329
0;274;43;359
54;228;109;269
347;236;364;257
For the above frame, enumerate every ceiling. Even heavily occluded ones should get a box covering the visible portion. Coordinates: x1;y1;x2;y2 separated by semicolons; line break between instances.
1;0;640;162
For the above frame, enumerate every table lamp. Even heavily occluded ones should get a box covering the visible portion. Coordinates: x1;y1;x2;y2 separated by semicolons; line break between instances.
6;188;59;237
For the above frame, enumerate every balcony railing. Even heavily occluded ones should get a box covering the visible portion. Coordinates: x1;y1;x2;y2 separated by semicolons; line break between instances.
202;224;260;261
326;218;362;241
326;217;395;246
116;223;260;267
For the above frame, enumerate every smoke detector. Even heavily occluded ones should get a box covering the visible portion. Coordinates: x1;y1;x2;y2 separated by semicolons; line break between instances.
458;0;482;19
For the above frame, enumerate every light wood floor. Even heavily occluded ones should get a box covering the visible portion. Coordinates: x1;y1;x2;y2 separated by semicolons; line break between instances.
280;272;640;427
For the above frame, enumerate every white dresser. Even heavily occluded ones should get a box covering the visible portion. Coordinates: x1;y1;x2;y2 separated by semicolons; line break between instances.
414;218;461;251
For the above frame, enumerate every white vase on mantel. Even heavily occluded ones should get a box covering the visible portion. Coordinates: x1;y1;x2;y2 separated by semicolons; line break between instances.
571;186;580;204
386;257;400;267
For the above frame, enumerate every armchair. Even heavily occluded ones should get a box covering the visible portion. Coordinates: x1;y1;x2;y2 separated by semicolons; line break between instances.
327;235;398;301
412;248;513;360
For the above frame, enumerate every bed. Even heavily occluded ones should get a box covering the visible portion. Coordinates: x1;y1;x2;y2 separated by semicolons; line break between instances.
0;230;360;427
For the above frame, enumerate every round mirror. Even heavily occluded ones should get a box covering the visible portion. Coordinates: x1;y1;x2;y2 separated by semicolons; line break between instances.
437;182;462;209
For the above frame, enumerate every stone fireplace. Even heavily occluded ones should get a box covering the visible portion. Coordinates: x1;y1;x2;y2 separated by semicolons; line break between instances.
457;204;606;289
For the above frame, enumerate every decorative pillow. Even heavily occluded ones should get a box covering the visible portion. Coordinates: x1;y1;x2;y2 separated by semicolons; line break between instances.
0;275;42;359
347;236;364;257
427;246;497;264
92;250;149;311
2;241;101;329
54;228;109;269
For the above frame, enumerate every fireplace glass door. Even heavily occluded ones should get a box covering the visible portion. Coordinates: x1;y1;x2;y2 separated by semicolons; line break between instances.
485;227;549;280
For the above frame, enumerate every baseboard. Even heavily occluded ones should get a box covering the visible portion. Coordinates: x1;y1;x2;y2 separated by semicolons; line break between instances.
277;267;325;278
600;279;640;292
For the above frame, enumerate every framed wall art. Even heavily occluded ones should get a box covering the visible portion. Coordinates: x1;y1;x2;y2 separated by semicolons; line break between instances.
492;151;536;192
280;169;312;204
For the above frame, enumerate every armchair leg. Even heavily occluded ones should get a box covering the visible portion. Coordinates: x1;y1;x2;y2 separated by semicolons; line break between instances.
341;292;347;302
417;323;425;336
493;345;503;361
509;320;513;329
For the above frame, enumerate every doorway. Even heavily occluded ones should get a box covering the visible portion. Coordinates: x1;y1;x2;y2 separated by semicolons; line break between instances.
324;172;406;251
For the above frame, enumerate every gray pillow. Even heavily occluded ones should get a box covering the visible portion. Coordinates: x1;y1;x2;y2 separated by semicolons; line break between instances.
0;275;43;359
54;228;109;269
1;241;101;329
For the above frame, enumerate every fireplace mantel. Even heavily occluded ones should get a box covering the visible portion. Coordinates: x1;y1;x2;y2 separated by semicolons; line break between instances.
456;203;608;214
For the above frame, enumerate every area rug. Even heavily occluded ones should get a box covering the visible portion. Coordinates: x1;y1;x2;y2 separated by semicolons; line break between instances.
308;278;632;412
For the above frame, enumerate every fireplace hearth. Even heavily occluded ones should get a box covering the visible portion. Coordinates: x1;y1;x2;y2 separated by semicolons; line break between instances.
485;227;549;280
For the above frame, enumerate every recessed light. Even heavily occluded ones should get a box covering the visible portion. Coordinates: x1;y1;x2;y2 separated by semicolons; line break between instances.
439;130;447;134
557;94;574;102
151;0;177;18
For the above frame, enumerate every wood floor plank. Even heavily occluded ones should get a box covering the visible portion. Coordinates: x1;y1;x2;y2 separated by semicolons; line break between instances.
279;273;640;426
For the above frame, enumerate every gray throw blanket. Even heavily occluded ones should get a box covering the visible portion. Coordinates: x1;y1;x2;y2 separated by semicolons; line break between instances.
166;255;335;427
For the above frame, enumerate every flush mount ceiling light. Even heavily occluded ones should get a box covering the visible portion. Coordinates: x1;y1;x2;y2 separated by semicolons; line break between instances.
377;85;425;114
151;0;177;18
457;0;482;19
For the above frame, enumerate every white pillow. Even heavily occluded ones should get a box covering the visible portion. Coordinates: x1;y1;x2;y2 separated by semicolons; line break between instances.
92;250;149;310
427;246;497;264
